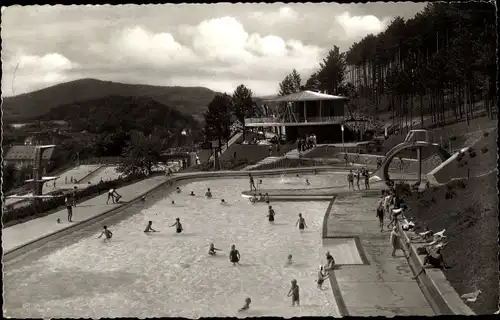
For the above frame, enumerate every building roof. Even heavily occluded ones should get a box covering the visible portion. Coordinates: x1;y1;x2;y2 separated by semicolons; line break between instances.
4;145;56;160
263;90;349;102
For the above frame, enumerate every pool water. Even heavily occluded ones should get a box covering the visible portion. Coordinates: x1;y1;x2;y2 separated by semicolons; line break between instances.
4;175;344;318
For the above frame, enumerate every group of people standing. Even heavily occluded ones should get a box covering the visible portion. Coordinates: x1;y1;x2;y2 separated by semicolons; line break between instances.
296;135;317;154
347;167;371;191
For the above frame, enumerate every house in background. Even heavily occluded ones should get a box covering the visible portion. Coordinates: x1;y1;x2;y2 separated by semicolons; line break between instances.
4;145;60;174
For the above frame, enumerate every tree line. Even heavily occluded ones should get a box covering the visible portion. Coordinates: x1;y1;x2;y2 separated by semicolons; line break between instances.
273;2;495;132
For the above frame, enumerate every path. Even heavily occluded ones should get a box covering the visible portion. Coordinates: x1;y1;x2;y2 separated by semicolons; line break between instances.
2;175;168;253
325;193;434;316
242;146;317;170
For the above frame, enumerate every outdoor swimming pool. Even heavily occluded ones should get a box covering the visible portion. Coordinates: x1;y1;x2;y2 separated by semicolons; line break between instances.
4;174;346;318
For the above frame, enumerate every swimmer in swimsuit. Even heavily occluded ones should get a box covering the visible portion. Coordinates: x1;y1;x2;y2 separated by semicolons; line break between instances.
144;221;157;233
287;279;300;307
97;226;113;241
208;243;222;255
205;188;212;198
305;178;310;186
250;194;257;204
296;213;307;232
221;199;226;204
238;297;251;312
258;193;264;201
264;193;270;204
171;200;175;205
267;205;275;223
285;254;293;266
317;265;330;289
229;244;240;266
176;187;181;193
170;218;183;233
190;191;195;196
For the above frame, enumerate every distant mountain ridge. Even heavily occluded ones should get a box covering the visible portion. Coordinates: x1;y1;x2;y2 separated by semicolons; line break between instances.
2;78;219;122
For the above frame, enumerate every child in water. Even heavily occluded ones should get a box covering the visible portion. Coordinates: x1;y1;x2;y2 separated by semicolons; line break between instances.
296;213;307;232
190;191;195;196
171;200;175;205
221;199;226;204
264;193;270;204
258;193;264;201
208;243;222;255
98;226;113;241
238;297;251;312
205;188;212;198
267;205;275;223
170;218;183;233
250;194;257;204
287;279;300;307
176;187;181;193
305;178;310;186
144;221;157;233
285;254;293;266
229;244;241;266
317;265;330;289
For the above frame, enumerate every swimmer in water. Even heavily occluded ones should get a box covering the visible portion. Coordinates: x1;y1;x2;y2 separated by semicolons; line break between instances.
258;193;264;201
144;221;157;233
205;188;212;198
190;191;195;196
305;178;310;186
57;218;61;223
171;200;175;205
317;265;330;289
250;194;257;204
285;254;293;266
238;297;251;312
267;205;276;223
97;226;113;241
170;218;183;233
229;244;241;266
208;243;222;255
221;199;226;204
287;279;300;307
296;174;300;178
296;213;307;232
264;193;270;203
176;187;181;193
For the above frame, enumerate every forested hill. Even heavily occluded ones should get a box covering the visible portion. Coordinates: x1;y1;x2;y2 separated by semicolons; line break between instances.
2;78;218;122
40;95;203;141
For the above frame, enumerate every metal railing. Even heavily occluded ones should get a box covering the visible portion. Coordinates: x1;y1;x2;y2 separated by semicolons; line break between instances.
245;116;344;124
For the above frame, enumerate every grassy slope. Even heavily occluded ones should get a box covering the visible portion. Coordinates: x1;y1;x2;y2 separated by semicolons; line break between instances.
2;78;218;122
401;123;498;315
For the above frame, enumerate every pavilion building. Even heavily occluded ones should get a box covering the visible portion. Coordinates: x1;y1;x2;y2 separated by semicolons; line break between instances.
246;90;356;143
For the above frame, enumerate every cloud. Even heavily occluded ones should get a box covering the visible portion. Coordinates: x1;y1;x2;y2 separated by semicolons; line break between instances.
2;4;425;97
335;12;389;39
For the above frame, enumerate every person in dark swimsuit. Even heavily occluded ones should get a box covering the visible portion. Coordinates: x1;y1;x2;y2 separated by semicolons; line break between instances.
205;188;212;198
144;221;157;233
221;199;226;204
249;174;256;191
296;213;307;232
170;218;183;233
238;297;251;312
287;279;300;307
317;265;330;289
229;244;240;266
267;205;275;223
176;187;181;193
347;170;354;190
264;193;270;204
190;191;195;196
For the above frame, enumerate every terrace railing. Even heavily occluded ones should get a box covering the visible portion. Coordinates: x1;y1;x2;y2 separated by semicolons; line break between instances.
245;116;345;124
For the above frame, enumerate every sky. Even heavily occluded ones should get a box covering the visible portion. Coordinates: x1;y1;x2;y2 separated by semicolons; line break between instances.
1;3;426;97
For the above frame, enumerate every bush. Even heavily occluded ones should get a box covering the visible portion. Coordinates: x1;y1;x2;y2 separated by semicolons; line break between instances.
2;172;152;225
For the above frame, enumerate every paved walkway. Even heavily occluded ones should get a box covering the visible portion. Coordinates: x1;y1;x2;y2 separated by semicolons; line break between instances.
2;175;169;252
325;192;434;316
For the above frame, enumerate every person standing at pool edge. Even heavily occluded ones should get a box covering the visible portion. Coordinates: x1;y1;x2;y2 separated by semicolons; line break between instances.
249;174;256;191
287;279;300;307
229;244;241;266
296;213;307;232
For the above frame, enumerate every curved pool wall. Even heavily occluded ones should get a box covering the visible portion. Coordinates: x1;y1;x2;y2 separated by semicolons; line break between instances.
3;169;351;318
